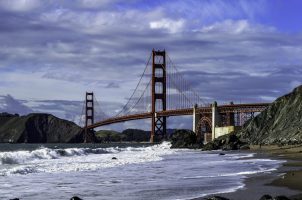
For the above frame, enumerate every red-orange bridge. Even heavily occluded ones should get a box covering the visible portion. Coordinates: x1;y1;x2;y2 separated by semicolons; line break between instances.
82;50;270;142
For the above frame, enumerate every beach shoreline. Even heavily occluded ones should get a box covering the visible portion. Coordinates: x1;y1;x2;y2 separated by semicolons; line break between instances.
196;145;302;200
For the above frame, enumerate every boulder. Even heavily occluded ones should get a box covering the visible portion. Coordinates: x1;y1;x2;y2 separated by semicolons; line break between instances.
170;129;202;149
203;134;247;151
70;197;82;200
259;194;273;200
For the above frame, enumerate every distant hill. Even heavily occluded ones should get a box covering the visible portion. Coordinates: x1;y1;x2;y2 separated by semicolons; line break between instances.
95;130;124;142
237;85;302;145
95;129;151;142
0;113;84;143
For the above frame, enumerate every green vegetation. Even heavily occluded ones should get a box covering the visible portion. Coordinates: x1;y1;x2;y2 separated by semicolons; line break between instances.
95;129;150;143
95;130;124;142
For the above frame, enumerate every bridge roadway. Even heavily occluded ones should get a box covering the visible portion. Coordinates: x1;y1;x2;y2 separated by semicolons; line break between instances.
87;103;270;129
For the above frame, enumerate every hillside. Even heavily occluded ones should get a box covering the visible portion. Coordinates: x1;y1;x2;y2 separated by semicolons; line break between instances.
203;85;302;150
0;113;84;143
238;85;302;145
95;129;150;142
95;130;124;142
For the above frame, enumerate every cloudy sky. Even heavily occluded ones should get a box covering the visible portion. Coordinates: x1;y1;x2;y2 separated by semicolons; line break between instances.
0;0;302;129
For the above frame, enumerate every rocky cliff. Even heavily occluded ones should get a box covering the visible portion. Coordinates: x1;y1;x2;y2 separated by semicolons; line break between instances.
0;113;84;143
204;85;302;150
238;85;302;145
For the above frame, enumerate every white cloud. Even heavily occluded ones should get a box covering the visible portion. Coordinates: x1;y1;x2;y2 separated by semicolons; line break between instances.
200;19;275;34
290;80;302;89
259;95;276;102
0;1;302;122
0;94;33;115
76;0;125;8
150;18;185;33
0;0;40;12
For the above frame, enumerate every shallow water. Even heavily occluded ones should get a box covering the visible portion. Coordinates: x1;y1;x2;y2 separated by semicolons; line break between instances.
0;142;283;200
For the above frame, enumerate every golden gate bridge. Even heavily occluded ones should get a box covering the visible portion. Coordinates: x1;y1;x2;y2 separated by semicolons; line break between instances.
79;50;269;143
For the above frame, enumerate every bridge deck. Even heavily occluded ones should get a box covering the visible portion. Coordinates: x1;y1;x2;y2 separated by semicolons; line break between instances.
86;103;270;129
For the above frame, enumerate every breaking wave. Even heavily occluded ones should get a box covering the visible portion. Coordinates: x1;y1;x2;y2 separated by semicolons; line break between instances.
0;147;112;165
0;142;173;176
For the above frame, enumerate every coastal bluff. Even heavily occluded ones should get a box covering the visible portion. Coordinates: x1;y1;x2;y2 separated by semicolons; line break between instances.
204;85;302;150
0;113;84;143
238;85;302;145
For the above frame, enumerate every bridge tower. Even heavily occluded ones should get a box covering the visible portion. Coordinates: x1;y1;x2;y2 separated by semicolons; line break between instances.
150;49;167;143
84;92;94;142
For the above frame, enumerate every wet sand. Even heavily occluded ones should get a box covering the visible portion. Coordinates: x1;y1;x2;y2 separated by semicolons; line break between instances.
196;145;302;200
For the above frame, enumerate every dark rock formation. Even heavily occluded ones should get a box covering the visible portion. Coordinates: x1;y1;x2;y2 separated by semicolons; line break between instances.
70;197;83;200
170;129;202;149
238;85;302;145
274;196;291;200
259;194;273;200
203;133;246;151
0;113;86;143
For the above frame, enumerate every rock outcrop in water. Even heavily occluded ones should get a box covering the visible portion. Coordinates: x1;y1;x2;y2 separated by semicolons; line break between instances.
204;85;302;150
203;134;248;151
0;113;85;143
170;129;203;149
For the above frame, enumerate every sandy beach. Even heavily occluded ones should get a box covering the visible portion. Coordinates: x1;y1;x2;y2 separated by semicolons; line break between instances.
198;145;302;200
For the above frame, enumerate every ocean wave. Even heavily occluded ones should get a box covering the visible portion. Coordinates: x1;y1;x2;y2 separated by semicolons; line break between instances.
0;142;174;175
0;147;116;165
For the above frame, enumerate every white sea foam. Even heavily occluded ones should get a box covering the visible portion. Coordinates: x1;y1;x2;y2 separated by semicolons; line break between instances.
0;143;285;200
182;168;277;180
0;142;174;176
0;147;111;165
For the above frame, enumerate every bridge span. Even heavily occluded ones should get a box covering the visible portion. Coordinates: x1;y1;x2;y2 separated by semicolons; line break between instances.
82;50;270;143
87;103;269;128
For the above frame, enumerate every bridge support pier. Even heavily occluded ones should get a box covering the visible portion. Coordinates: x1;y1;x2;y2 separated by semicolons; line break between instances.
192;104;200;134
211;101;220;141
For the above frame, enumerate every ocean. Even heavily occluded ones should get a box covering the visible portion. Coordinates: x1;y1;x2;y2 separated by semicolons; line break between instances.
0;142;283;200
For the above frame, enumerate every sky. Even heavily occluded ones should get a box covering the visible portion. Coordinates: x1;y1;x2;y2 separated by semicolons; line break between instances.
0;0;302;129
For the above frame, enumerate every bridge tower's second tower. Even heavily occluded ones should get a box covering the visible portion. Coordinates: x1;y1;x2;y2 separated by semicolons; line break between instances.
150;50;167;143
